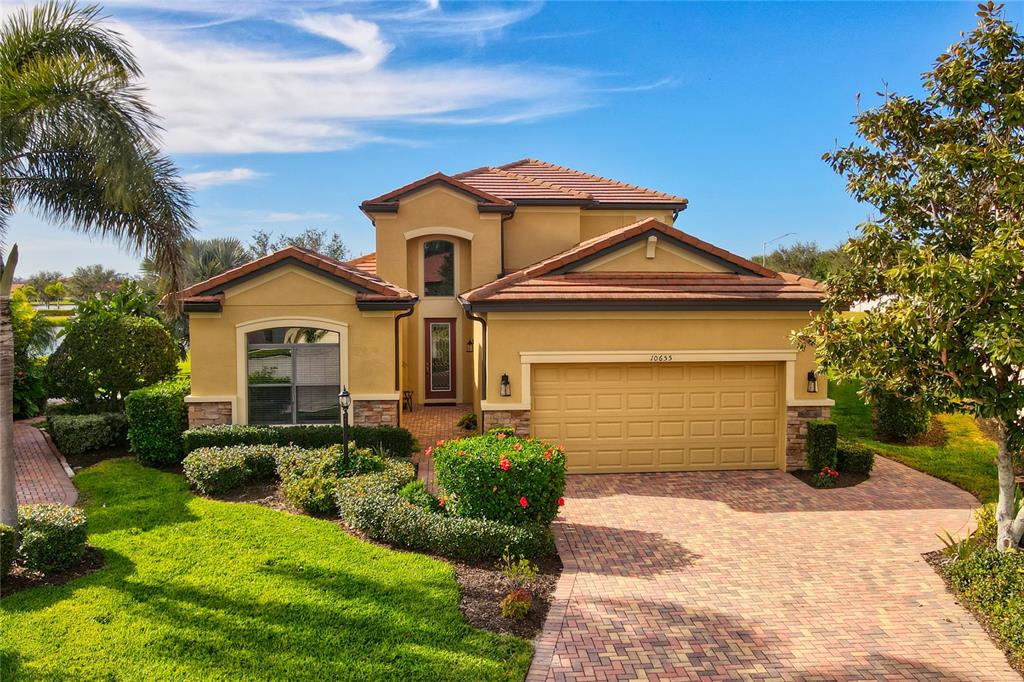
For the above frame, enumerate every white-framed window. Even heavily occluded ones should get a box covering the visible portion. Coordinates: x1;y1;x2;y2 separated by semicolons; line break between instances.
423;239;455;296
246;327;340;424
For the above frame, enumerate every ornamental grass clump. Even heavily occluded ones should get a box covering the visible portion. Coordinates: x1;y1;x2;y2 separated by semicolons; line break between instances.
432;432;567;526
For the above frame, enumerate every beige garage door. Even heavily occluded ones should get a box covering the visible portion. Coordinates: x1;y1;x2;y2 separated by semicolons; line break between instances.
531;362;783;473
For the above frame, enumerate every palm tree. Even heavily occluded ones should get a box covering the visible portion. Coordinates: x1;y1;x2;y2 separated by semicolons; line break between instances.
143;237;251;291
0;2;194;527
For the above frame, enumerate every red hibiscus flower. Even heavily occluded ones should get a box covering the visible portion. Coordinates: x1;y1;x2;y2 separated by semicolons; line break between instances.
543;449;553;459
519;496;529;508
558;497;565;506
557;445;565;453
496;433;507;440
513;443;523;451
438;496;446;507
424;446;433;457
436;439;445;447
499;458;511;471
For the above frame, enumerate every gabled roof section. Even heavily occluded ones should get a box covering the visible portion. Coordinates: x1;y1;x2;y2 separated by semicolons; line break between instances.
361;159;688;213
460;218;824;311
346;252;377;275
360;172;514;214
175;246;416;312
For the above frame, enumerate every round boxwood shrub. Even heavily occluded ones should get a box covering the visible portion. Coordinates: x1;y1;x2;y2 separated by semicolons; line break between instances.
873;391;930;442
1;524;17;576
836;440;876;475
183;445;305;495
432;432;566;526
17;503;88;573
45;313;178;408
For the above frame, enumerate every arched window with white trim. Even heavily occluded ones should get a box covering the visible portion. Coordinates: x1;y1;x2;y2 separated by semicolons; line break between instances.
246;327;340;424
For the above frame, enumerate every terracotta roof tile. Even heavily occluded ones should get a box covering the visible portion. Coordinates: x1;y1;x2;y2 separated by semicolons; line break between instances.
453;167;592;201
361;172;513;210
346;252;377;275
175;245;414;305
494;158;688;206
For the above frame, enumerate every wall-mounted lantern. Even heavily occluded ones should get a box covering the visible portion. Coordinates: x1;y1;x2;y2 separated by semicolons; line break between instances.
499;373;511;397
806;371;818;394
466;339;474;353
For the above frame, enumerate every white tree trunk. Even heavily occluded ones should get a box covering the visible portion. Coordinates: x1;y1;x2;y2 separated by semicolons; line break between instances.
994;420;1023;552
0;288;17;528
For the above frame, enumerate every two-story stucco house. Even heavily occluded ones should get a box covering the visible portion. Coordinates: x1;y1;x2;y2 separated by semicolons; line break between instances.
178;159;832;473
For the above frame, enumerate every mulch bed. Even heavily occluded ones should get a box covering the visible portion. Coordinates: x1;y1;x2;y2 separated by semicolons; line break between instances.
1;546;105;597
451;555;561;639
790;469;869;489
214;481;301;514
923;549;1024;677
62;446;132;471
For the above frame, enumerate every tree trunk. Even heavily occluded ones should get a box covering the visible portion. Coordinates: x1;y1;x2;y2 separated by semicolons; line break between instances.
994;419;1024;552
0;249;17;528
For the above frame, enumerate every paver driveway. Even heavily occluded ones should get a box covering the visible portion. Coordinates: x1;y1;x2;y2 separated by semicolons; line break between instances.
530;457;1018;681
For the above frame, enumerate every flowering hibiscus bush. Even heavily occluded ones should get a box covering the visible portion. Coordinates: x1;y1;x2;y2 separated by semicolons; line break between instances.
811;466;841;489
432;432;567;526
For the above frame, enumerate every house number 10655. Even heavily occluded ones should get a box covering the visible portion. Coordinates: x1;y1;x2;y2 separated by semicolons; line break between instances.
649;354;673;362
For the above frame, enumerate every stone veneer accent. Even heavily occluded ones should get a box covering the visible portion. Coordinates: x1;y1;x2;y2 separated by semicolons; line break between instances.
482;409;531;437
786;405;832;471
188;401;233;428
353;400;399;427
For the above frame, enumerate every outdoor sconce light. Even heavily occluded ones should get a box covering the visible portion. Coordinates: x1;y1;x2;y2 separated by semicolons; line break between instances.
499;373;511;397
466;339;474;353
807;371;818;394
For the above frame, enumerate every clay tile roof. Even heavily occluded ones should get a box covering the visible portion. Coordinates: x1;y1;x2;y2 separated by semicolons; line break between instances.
453;166;592;201
175;245;414;306
461;218;823;309
361;171;513;211
493;158;688;206
346;252;377;275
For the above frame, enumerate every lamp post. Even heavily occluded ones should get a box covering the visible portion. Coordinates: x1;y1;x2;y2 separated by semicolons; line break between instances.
761;232;796;268
338;386;351;470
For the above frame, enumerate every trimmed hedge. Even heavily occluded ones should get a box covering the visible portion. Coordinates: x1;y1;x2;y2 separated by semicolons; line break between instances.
399;480;443;514
17;503;88;573
805;420;838;472
874;391;930;442
183;445;305;494
837;440;875;475
125;379;190;466
432;432;567;526
182;424;417;458
1;524;16;577
278;445;385;514
46;412;128;457
335;461;555;562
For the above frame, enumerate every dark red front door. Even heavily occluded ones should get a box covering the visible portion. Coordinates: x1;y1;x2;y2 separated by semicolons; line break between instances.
424;318;456;400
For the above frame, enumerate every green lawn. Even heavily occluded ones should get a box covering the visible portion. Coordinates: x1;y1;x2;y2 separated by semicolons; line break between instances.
831;379;1000;502
0;459;531;681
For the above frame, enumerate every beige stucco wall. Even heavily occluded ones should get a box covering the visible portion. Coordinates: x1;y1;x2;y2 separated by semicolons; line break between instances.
579;209;676;241
479;311;827;410
576;239;733;273
188;265;398;423
503;207;581;271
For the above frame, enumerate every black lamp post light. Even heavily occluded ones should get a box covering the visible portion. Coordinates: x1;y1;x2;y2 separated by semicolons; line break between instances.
338;386;351;469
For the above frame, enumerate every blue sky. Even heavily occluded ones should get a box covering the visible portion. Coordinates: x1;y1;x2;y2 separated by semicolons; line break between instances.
8;1;1022;277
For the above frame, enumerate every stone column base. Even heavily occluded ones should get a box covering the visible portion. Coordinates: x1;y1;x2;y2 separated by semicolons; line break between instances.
786;405;832;471
482;409;531;437
354;400;399;427
188;401;233;428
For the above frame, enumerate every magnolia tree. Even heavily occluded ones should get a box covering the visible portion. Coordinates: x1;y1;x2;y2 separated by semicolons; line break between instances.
797;3;1024;552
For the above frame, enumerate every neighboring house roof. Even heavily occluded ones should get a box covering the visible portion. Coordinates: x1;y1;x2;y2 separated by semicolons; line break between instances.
460;218;824;311
175;245;416;312
361;158;689;213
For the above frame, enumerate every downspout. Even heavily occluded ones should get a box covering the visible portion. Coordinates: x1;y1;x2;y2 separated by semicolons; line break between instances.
460;298;487;432
393;307;414;427
499;211;514;277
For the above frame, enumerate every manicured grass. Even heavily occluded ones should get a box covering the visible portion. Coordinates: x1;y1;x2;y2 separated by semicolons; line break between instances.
831;379;1000;502
0;459;532;681
177;353;191;378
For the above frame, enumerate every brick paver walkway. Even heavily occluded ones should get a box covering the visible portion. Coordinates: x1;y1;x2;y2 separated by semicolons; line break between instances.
14;419;77;506
403;404;473;489
530;457;1017;681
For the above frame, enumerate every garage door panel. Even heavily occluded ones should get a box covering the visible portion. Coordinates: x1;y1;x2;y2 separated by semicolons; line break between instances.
532;362;782;473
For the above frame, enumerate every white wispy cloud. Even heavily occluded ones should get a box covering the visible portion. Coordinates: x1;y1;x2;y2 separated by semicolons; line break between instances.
183;167;265;188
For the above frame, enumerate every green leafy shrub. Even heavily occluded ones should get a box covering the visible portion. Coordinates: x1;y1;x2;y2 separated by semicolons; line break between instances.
943;547;1024;656
500;589;532;620
125;379;190;466
17;503;88;573
182;423;417;458
1;524;17;577
499;549;539;591
46;412;128;456
14;357;47;419
836;440;875;475
45;313;178;409
335;461;555;562
805;420;838;472
398;480;442;513
11;288;54;418
277;445;384;514
281;476;338;515
432;433;566;526
456;412;478;431
873;391;930;442
183;445;305;495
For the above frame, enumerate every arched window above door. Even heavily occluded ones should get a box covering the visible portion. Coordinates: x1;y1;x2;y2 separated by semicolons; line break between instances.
423;240;455;297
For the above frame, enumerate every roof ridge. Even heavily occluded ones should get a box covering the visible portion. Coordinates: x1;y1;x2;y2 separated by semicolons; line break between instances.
361;171;513;208
502;158;687;203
